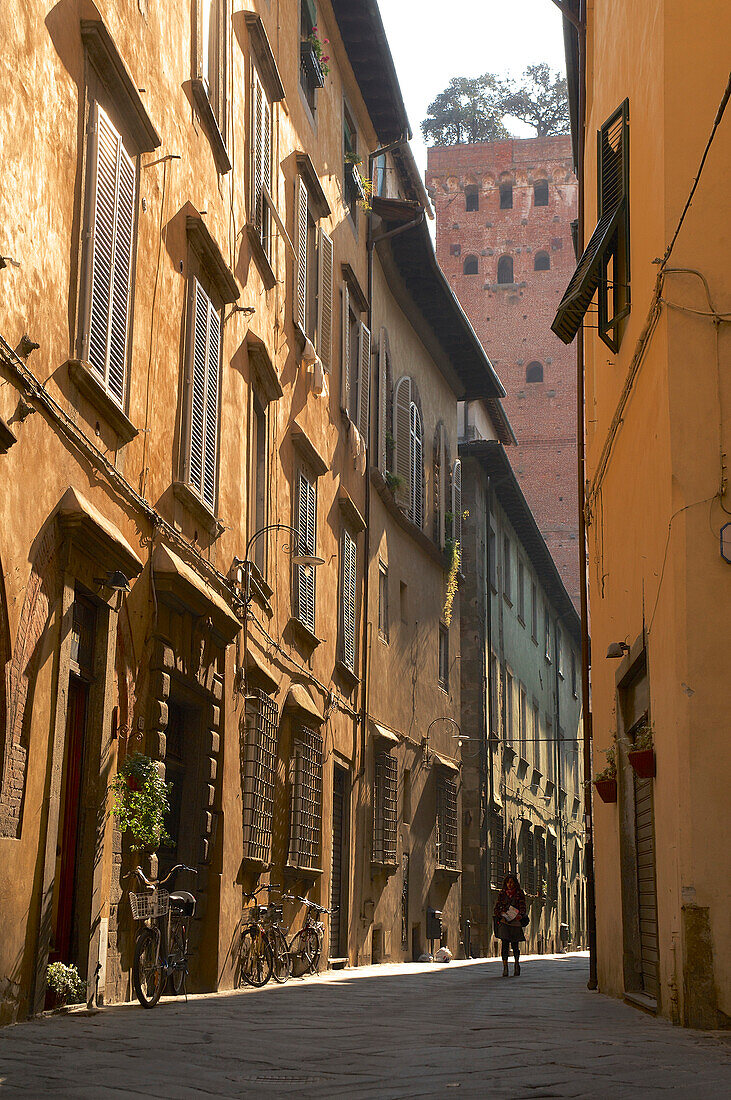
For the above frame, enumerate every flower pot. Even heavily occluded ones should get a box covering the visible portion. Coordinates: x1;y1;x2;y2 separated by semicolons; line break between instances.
594;777;617;803
628;748;655;779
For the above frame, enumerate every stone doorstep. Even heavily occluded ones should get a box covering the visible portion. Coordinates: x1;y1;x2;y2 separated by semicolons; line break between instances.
327;957;349;970
624;990;658;1015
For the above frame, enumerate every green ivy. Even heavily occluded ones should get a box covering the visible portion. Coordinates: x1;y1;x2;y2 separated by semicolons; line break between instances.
110;753;172;851
385;471;403;494
443;539;460;627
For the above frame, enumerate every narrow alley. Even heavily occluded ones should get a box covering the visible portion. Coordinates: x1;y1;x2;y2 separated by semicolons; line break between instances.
1;955;728;1098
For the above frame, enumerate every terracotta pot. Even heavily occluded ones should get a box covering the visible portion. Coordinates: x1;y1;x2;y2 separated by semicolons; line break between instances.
628;748;656;779
594;777;617;803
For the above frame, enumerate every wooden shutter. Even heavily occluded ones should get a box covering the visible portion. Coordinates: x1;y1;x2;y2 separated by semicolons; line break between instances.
295;469;316;633
188;278;220;510
317;228;333;372
203;305;220;509
357;321;371;444
251;67;264;232
451;458;462;550
410;402;423;529
341;529;357;672
87;103;135;406
435;424;447;547
393;376;411;510
295;176;309;331
340;282;350;414
377;329;387;473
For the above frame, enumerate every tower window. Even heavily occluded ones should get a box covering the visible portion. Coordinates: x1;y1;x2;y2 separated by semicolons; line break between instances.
534;251;550;271
497;255;513;284
463;254;478;275
534;179;549;206
465;185;479;212
499;182;513;209
526;361;543;383
450;243;461;257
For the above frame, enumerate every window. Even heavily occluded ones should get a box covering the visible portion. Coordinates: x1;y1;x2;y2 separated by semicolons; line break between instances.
438;624;449;691
81;103;136;407
433;423;446;548
534;251;550;271
536;833;546;897
531;582;538;641
519;684;527;759
547;836;558;902
489;653;499;735
518;560;525;622
436;774;458;870
533;179;549;206
497;255;513;284
295;177;334;365
182;279;221;512
526;361;544;383
250;63;273;264
294;468;317;634
451;458;462;547
450;242;461;257
499;181;513;209
557;628;563;677
488;519;497;590
521;826;536;895
250;393;267;574
373;750;397;865
339;528;357;673
393;376;423;525
571;650;578;698
505;670;514;743
288;725;323;870
463;254;478;275
242;689;279;864
198;0;226;130
545;718;554;781
544;606;551;661
299;0;323;111
378;561;389;642
465;185;479;212
533;703;541;772
503;535;512;602
340;282;370;439
490;807;505;886
552;99;630;351
343;103;361;219
410;402;424;527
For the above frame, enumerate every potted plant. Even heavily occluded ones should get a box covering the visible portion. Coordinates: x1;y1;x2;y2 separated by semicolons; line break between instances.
385;470;403;495
593;744;618;803
46;962;86;1009
345;153;373;213
300;26;329;87
628;725;656;778
110;752;172;853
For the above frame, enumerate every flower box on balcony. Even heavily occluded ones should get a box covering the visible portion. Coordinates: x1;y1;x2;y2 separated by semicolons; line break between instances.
300;41;325;89
628;748;656;779
594;777;617;803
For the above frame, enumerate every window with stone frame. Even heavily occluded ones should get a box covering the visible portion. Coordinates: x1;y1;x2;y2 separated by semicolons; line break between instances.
499;181;513;209
536;831;547;897
490;806;505;886
293;465;317;634
340;281;371;440
436;773;458;870
250;59;273;264
192;0;230;170
521;826;536;895
294;176;333;365
339;526;358;674
378;560;389;642
547;835;558;902
180;275;222;514
497;255;514;284
465;184;479;211
373;749;397;866
299;0;324;113
288;724;323;870
242;689;279;864
533;179;549;206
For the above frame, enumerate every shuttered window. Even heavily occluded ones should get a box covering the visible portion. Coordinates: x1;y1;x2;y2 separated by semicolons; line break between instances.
373;750;397;865
85;103;135;406
436;774;458;870
288;725;323;870
294;468;317;633
536;832;546;897
434;424;446;547
357;321;371;444
377;329;389;474
451;458;462;549
547;836;558;902
340;528;357;672
242;689;279;864
393;376;412;510
409;401;423;528
522;826;536;895
295;175;309;331
251;65;272;261
490;807;505;886
317;228;333;372
186;278;221;511
340;282;351;414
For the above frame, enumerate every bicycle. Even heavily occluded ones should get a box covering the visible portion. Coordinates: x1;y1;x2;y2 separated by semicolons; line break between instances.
125;863;197;1009
288;896;337;977
239;883;283;988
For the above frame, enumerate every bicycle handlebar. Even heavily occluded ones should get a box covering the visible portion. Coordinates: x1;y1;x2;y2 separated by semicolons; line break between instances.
244;883;282;900
123;864;197;890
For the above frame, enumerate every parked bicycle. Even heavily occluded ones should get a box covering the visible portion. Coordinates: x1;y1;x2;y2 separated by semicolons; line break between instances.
125;863;197;1009
239;883;284;988
287;896;336;977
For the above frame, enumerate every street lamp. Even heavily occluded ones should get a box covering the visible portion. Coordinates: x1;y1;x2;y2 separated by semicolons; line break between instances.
235;523;324;610
422;716;462;764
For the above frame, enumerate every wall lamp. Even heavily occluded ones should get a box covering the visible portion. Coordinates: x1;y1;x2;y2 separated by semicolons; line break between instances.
606;641;630;659
422;716;461;763
234;523;324;610
94;570;131;593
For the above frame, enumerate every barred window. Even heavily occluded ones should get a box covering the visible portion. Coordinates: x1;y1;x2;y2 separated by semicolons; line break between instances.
490;806;505;886
521;826;536;895
288;725;323;870
547;835;558;903
436;774;458;870
373;750;397;865
242;689;279;864
536;832;546;897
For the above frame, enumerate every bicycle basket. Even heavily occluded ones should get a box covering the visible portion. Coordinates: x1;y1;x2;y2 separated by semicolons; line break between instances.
129;889;169;921
267;904;284;922
242;904;266;924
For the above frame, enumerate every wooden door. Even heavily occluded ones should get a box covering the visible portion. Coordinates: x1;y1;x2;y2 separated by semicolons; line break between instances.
53;676;88;963
634;769;659;999
329;767;345;957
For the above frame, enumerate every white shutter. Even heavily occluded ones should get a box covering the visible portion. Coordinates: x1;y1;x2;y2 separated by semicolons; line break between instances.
411;403;423;529
295;176;308;331
341;529;357;672
357;321;371;445
317;228;333;372
262;94;272;258
203;304;220;509
87;103;135;406
377;329;387;473
393;376;411;510
251;68;264;232
188;278;220;511
451;458;462;549
295;469;316;633
340;283;350;414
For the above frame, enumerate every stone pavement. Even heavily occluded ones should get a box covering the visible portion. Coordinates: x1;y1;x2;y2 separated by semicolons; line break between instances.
0;953;729;1098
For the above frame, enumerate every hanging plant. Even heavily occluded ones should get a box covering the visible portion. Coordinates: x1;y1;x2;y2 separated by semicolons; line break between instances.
385;471;403;494
46;962;86;1006
628;724;655;778
345;154;373;213
305;26;330;76
443;539;460;627
110;753;172;852
593;743;618;803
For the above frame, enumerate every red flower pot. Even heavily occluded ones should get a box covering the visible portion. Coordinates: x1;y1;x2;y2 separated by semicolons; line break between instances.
628;748;656;779
594;777;617;803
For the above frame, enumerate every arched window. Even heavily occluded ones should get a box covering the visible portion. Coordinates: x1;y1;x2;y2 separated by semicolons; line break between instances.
463;254;478;275
499;182;513;209
465;185;479;212
497;255;513;284
410;402;423;528
534;251;550;271
533;179;549;206
526;361;544;383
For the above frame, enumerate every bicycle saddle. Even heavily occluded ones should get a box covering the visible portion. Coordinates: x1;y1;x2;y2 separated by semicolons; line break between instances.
169;890;196;916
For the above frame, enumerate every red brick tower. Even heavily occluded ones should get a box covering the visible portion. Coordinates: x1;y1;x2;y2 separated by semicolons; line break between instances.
426;136;580;606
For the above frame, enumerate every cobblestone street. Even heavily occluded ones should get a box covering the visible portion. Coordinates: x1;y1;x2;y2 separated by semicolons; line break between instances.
1;954;729;1098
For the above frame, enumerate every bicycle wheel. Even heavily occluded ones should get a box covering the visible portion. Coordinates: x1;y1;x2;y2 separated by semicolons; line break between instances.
239;926;273;987
270;926;292;984
133;926;164;1009
289;927;320;977
168;916;188;996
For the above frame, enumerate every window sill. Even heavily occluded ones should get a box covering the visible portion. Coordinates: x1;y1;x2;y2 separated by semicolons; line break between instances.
503;594;513;608
66;358;138;444
246;223;277;291
371;859;398;878
335;659;360;690
172;480;223;537
289;615;322;651
438;681;449;695
435;864;461;879
517;615;525;628
0;415;17;454
284;863;323;883
191;79;231;174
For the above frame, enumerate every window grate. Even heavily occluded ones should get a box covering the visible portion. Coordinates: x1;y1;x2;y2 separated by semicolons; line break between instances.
522;827;536;895
436;774;458;870
547;836;558;902
288;725;323;870
373;750;397;865
490;806;505;886
242;690;279;864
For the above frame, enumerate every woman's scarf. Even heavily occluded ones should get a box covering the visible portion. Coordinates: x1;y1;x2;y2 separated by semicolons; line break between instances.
493;882;527;921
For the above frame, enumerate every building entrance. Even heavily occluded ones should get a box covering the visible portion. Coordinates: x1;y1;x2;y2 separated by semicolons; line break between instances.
52;676;89;965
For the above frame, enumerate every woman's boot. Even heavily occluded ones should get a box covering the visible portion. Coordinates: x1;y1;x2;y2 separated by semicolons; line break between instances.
502;957;509;977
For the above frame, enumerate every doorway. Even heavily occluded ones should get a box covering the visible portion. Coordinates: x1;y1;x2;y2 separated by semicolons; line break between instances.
632;727;659;999
329;766;347;958
52;675;89;965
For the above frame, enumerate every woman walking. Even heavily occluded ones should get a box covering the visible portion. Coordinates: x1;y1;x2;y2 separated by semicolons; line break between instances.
494;873;528;976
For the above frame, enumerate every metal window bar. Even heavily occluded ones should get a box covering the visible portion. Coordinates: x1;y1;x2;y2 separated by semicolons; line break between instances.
436;775;458;870
373;750;397;865
289;725;323;870
242;689;279;864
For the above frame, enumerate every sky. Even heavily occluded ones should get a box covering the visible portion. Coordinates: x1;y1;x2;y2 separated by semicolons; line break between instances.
377;0;568;177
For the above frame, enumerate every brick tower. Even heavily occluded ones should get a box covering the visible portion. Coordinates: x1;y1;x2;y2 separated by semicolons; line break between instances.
426;136;580;606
